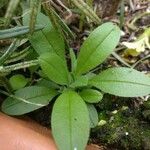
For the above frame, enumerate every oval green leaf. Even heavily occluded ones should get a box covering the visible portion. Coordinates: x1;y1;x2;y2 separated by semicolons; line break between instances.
76;22;120;75
9;74;28;90
89;67;150;97
23;12;65;58
2;86;57;115
52;90;90;150
69;48;77;72
87;104;98;128
80;89;103;103
39;52;69;85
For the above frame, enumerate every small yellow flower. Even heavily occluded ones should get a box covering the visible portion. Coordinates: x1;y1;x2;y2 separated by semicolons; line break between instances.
122;28;150;56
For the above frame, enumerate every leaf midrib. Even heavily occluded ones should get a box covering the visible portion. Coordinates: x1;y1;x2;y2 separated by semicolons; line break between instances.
41;27;64;57
41;29;55;51
68;93;73;150
4;92;51;109
92;79;150;87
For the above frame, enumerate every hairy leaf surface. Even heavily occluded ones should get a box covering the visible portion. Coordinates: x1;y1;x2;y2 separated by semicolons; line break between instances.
2;86;57;115
80;89;103;103
89;67;150;97
52;90;90;150
76;22;120;75
9;74;28;90
23;12;65;58
39;52;69;85
87;104;98;128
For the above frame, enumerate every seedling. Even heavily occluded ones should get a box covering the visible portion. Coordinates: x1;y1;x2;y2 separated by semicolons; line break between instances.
1;17;150;150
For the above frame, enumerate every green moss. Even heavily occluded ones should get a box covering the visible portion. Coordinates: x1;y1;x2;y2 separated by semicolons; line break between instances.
95;107;150;149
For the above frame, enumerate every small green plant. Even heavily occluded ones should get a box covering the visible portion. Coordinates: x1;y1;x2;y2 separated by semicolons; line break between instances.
1;13;150;150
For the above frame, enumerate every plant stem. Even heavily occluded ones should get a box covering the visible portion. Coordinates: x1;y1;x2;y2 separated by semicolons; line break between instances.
4;0;20;27
43;2;61;33
112;52;131;67
70;0;101;24
86;0;93;8
29;0;41;34
119;0;125;28
0;39;19;65
4;46;30;64
0;59;39;73
79;12;85;31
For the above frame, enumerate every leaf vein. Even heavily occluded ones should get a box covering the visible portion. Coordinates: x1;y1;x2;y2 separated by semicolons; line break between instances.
93;80;150;87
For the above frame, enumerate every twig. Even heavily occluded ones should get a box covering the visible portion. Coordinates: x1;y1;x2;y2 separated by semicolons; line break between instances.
70;0;101;24
132;54;150;68
129;0;135;11
55;0;72;16
127;12;150;30
112;52;131;67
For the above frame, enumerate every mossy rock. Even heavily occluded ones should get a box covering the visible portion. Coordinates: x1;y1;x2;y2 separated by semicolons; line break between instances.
94;107;150;150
